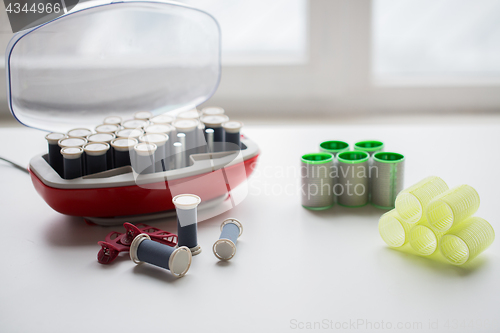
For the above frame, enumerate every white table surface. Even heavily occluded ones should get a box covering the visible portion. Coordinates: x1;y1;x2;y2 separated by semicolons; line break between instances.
0;123;499;333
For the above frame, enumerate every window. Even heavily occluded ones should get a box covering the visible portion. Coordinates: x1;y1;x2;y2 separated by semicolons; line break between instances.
177;0;308;65
373;0;500;83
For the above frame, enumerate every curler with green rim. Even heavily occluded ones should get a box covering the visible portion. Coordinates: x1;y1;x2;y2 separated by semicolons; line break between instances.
409;218;445;256
319;140;349;156
426;184;480;232
354;140;384;156
337;151;369;207
440;216;495;265
378;209;414;248
371;152;405;209
395;176;449;224
301;153;334;210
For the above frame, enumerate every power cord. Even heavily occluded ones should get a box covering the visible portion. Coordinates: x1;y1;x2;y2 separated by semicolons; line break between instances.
0;156;29;174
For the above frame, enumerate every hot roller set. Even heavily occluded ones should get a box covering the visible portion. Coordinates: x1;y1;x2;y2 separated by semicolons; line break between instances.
5;1;260;225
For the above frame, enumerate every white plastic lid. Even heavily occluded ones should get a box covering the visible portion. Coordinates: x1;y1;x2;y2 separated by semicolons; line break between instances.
177;109;200;119
134;111;153;121
87;133;115;143
95;124;120;134
172;194;201;210
84;142;110;156
116;129;143;139
45;132;66;144
200;115;230;127
67;128;92;138
222;121;243;133
61;147;83;159
111;138;137;151
202;106;225;115
173;119;199;132
139;133;168;146
145;124;174;134
58;137;87;148
122;120;147;129
221;218;243;236
134;142;157;156
6;1;221;132
150;114;175;125
169;246;192;277
103;116;122;125
213;239;236;260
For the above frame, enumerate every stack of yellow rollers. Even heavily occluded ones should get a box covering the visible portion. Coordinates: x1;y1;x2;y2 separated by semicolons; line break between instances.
378;176;495;265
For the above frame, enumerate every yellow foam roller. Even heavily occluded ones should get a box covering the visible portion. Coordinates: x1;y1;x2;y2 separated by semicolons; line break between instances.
395;176;448;224
378;209;414;248
409;218;445;256
427;185;480;232
440;216;495;265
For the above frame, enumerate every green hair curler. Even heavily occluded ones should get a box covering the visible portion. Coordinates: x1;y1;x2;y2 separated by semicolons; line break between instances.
440;216;495;265
371;152;405;209
354;140;384;156
319;140;349;156
395;176;449;224
301;153;334;210
337;151;369;207
427;185;480;232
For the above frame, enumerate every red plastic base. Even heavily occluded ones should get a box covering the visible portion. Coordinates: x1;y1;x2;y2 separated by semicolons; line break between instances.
30;154;259;218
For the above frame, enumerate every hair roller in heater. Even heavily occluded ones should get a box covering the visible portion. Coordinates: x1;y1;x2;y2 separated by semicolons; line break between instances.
201;106;225;116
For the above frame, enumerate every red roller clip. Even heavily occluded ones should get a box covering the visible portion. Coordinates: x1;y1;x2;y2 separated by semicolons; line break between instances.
98;223;177;264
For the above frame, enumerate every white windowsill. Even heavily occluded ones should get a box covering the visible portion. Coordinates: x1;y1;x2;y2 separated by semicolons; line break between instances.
373;75;500;87
222;54;308;67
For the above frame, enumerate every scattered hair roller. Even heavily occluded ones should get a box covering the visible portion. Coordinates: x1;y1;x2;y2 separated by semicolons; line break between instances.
440;216;495;265
378;209;414;248
409;218;445;256
426;184;480;232
395;176;449;224
213;218;243;260
130;234;192;278
173;194;202;255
